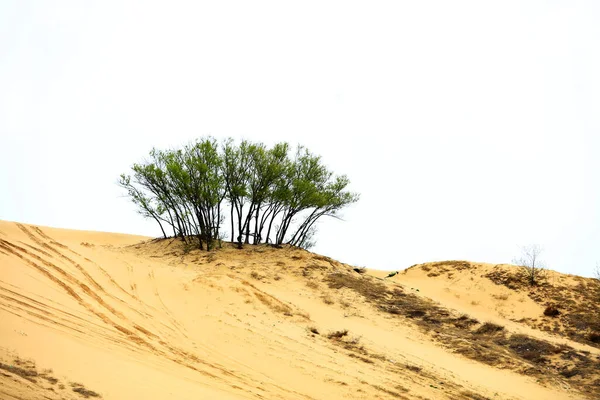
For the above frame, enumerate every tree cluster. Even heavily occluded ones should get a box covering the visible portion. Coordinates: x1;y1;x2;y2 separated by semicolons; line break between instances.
119;137;359;250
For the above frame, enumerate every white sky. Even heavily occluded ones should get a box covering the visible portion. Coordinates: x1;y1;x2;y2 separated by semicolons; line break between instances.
1;1;599;276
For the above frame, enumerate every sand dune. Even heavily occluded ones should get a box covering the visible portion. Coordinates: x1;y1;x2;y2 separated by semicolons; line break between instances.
1;221;598;399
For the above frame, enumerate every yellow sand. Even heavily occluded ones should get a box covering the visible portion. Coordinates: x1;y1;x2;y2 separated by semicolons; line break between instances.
0;221;591;399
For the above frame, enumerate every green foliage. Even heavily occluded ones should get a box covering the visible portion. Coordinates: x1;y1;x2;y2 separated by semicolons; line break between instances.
119;137;359;250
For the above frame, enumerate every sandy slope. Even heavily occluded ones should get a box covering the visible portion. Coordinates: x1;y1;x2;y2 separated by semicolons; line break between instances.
375;263;599;353
0;221;592;399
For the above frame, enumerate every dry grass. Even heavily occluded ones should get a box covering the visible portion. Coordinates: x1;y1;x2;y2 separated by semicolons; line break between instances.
486;268;600;348
250;271;263;280
326;329;349;339
0;357;101;397
325;273;388;302
496;334;566;364
71;382;101;398
322;294;334;305
492;293;509;301
0;360;38;383
306;280;319;289
307;326;320;335
474;322;505;335
324;271;600;398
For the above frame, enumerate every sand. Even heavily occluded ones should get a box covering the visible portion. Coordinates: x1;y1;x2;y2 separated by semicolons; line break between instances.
0;220;595;399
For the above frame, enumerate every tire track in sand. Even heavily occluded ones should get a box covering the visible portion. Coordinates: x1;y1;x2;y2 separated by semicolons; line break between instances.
0;237;252;391
17;224;155;321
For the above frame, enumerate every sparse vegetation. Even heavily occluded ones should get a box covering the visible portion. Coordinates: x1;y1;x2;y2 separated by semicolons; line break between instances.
324;270;600;398
306;280;319;289
0;360;38;383
474;322;505;335
497;334;566;364
0;358;101;398
543;305;560;317
308;326;320;335
71;382;101;398
326;329;349;339
250;271;262;280
485;266;600;348
512;244;546;286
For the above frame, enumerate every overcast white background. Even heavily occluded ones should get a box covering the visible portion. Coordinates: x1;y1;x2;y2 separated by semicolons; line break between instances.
1;1;599;276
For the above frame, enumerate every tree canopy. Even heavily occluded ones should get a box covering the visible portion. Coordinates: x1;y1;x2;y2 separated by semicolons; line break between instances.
119;137;359;250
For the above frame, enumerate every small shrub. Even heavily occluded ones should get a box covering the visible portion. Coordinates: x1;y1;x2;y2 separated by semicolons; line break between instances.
475;322;505;335
405;364;422;373
250;271;262;280
348;335;361;345
322;295;334;305
560;368;580;378
453;314;479;329
306;280;319;289
589;332;600;343
326;329;349;339
501;334;564;364
353;267;367;274
492;293;509;301
543;305;560;317
308;326;320;335
72;386;100;398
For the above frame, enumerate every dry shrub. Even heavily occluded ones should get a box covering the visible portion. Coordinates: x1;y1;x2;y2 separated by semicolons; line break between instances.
560;368;580;378
460;391;491;400
0;361;38;383
325;273;387;302
307;326;320;335
589;332;600;343
72;385;101;398
485;269;526;290
250;271;262;280
453;314;479;329
405;364;422;373
543;305;560;317
340;299;351;308
498;334;565;364
306;280;319;289
326;329;349;339
322;295;334;305
475;322;505;335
